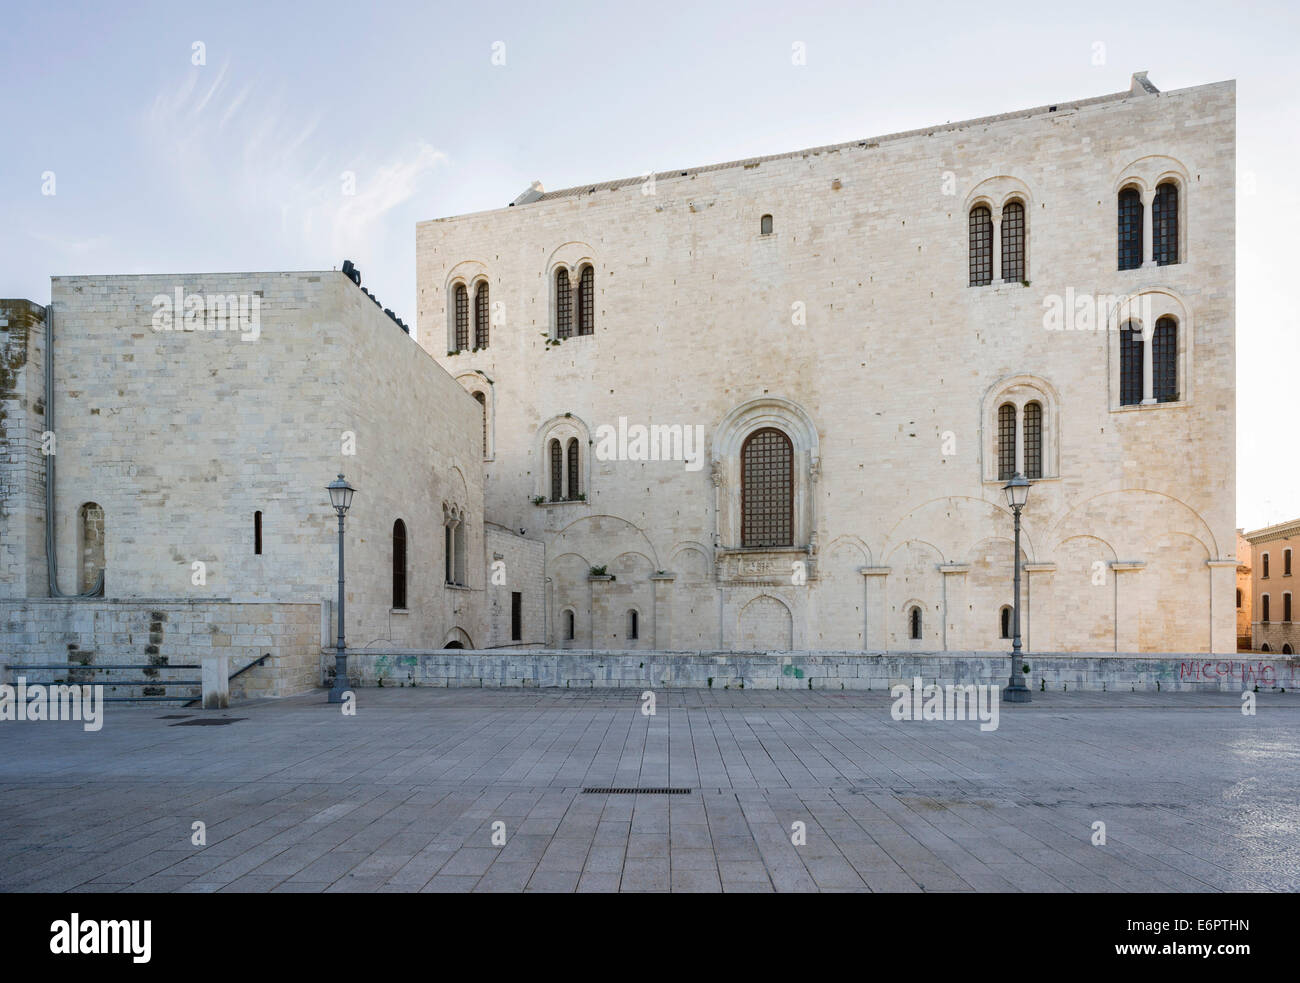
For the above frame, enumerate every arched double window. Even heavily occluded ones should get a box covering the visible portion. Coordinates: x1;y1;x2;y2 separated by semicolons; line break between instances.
740;428;793;548
1153;182;1179;266
995;400;1043;480
1118;187;1143;270
453;283;470;350
473;282;490;349
547;438;582;501
392;519;408;609
969;199;1027;286
1120;317;1179;405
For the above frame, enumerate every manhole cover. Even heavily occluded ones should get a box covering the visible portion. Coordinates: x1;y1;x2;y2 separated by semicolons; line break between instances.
581;787;691;795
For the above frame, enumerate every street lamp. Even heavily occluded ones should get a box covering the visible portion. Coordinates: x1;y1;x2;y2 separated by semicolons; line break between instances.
326;474;355;703
1002;472;1032;704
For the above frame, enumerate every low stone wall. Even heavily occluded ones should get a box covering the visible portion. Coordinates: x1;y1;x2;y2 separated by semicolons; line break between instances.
324;649;1300;693
0;598;323;699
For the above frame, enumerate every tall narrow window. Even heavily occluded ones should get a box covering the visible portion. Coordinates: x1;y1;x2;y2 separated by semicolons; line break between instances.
1153;182;1179;266
566;438;579;500
1237;589;1243;608
1120;322;1143;406
1000;606;1011;639
1153;316;1177;402
454;283;469;350
910;606;922;640
1000;200;1025;283
511;592;522;641
564;609;575;641
1023;401;1042;479
740;427;794;548
1118;187;1143;270
453;521;466;587
1285;593;1292;623
392;519;407;609
1262;595;1270;622
760;214;773;235
445;525;453;584
555;269;572;339
969;206;992;286
577;265;595;336
628;609;639;640
997;403;1016;481
1286;549;1293;576
473;283;490;348
1263;554;1271;579
254;511;262;555
549;439;563;501
473;391;487;454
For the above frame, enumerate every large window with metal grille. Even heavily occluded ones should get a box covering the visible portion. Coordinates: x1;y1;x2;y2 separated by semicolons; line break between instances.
1153;182;1179;266
1120;323;1143;405
577;265;595;335
969;206;992;286
1153;317;1178;402
473;283;489;348
997;403;1016;480
1118;187;1143;270
555;269;572;339
1001;200;1025;282
1023;401;1042;479
740;427;793;548
454;283;469;350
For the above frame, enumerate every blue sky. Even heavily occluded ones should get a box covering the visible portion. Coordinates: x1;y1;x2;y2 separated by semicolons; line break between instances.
2;0;1295;530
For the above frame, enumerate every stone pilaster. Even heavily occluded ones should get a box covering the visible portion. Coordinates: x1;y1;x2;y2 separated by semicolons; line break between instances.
650;572;675;649
861;567;891;651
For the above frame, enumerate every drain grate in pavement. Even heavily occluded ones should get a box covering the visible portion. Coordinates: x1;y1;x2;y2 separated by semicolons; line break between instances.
581;787;691;795
169;717;247;726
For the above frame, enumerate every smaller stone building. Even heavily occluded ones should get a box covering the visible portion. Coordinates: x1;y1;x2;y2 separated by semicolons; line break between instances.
1244;519;1299;655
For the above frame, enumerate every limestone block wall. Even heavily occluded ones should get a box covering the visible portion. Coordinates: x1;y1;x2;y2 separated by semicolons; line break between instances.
0;598;321;699
415;77;1237;655
484;522;545;647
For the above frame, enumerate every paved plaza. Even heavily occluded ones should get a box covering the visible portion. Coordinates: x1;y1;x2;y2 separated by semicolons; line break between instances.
1;688;1297;893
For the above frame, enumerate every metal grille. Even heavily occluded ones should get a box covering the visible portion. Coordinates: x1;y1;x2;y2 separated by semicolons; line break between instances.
1000;201;1024;282
969;206;992;286
1153;182;1178;266
454;284;469;349
581;787;691;795
1118;187;1143;270
555;269;571;338
474;283;490;348
1120;323;1143;405
566;438;579;500
997;403;1016;481
392;519;407;609
1023;401;1042;479
741;427;793;548
1153;317;1177;402
549;439;562;501
577;265;595;335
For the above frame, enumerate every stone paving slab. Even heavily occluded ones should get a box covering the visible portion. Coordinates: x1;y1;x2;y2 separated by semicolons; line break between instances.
0;689;1297;892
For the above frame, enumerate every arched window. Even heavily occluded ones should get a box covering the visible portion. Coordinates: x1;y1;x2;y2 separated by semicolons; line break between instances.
1285;593;1293;623
1000;606;1011;639
453;283;469;350
555;269;572;339
1260;643;1271;652
454;519;466;586
473;283;489;349
1153;316;1177;402
78;502;105;594
740;427;793;548
997;403;1016;481
392;519;407;609
1000;200;1025;282
473;391;487;454
760;214;773;235
577;265;594;336
1118;187;1143;270
254;510;263;555
627;609;639;641
1284;644;1294;655
1262;595;1270;622
1023;401;1042;479
564;609;575;641
1120;322;1143;406
566;438;580;500
909;606;922;640
549;439;563;501
1153;182;1179;266
968;206;992;286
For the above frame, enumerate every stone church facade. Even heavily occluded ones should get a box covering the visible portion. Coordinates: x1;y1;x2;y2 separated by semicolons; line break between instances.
416;72;1237;655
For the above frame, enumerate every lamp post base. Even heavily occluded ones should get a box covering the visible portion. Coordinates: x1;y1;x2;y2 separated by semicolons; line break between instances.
1003;682;1032;704
327;650;349;703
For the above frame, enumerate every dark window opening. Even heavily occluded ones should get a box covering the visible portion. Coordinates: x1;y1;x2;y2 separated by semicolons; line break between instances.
511;591;522;641
1001;200;1025;282
549;439;563;501
392;519;407;609
454;283;469;349
1023;401;1042;479
1262;595;1270;622
910;607;922;640
1000;606;1011;639
1120;322;1143;406
474;283;490;348
254;510;262;555
566;438;579;501
577;265;595;336
1118;187;1143;270
564;609;575;641
628;609;639;641
968;206;992;286
555;269;572;339
1153;316;1178;402
997;403;1016;481
1153;182;1179;266
760;214;773;235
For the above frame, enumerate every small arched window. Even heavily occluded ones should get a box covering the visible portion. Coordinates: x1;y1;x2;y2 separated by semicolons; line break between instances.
1023;401;1042;479
909;606;923;640
577;265;595;336
473;282;490;349
628;609;639;641
740;427;793;548
549;439;563;501
1260;643;1271;653
1153;317;1177;402
453;283;469;350
760;214;773;235
1118;187;1143;270
392;519;407;609
1262;595;1270;622
254;511;263;555
997;403;1016;481
1000;606;1012;639
969;206;992;286
566;438;580;500
1120;322;1143;406
564;609;575;641
1000;200;1025;283
1153;182;1179;266
555;268;572;339
1284;644;1294;655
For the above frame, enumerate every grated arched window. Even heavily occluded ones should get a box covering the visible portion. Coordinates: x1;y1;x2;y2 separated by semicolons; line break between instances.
1153;182;1179;266
1023;401;1042;479
1001;200;1025;283
969;206;992;286
549;439;563;501
555;269;572;339
997;403;1016;481
1120;322;1143;406
577;265;595;336
740;428;793;548
473;283;489;348
1153;316;1177;402
1118;187;1143;270
454;283;469;350
566;438;579;500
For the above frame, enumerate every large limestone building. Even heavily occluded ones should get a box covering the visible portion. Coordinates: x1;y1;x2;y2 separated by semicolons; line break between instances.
416;72;1237;655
